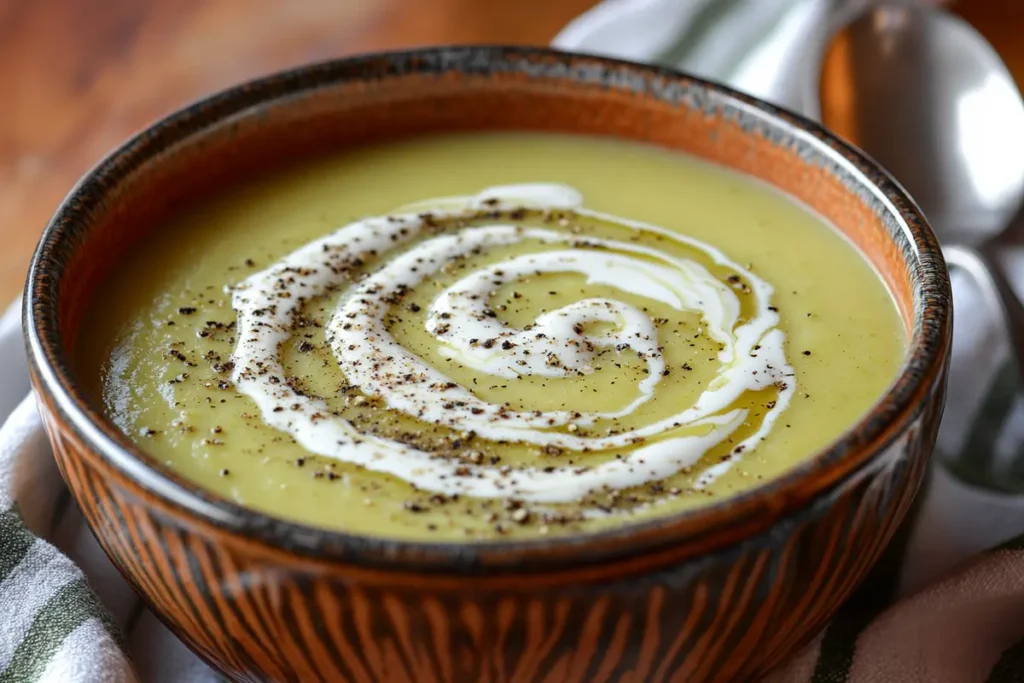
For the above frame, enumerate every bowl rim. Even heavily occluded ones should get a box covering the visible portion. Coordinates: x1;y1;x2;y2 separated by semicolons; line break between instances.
24;45;951;574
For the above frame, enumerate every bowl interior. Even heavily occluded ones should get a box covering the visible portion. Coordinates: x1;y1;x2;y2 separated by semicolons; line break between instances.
25;47;950;569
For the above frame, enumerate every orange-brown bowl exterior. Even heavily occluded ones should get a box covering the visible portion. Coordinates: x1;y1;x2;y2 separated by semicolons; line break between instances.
25;47;951;683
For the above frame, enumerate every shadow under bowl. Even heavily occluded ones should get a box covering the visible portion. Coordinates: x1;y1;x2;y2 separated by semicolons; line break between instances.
24;46;951;683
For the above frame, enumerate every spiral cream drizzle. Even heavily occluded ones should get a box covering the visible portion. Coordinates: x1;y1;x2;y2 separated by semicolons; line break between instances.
230;184;794;504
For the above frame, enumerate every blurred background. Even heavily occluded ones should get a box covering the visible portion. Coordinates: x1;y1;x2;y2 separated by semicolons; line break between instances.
1;0;1020;306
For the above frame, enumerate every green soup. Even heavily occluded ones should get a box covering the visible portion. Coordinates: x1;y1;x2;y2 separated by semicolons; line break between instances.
78;132;906;541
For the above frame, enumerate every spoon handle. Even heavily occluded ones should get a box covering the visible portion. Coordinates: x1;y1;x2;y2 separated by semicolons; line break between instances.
944;243;1024;380
941;244;1024;491
980;244;1024;362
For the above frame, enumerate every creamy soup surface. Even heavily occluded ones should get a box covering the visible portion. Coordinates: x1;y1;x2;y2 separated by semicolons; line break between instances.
79;132;906;541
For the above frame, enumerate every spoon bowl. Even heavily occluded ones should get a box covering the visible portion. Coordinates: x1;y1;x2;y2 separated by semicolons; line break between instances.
819;4;1024;246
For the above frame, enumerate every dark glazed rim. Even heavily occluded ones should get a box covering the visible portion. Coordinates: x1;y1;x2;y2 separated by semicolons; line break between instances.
25;46;951;574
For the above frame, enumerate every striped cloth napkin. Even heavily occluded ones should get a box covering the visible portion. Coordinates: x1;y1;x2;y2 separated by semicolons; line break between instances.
3;1;1024;680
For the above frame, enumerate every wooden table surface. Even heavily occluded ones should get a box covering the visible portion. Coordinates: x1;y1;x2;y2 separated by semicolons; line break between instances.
0;0;598;303
4;0;1020;306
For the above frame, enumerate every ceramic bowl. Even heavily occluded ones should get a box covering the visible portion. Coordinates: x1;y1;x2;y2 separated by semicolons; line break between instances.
25;47;951;683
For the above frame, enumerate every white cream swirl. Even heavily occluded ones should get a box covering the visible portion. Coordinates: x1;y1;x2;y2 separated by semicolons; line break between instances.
230;184;794;504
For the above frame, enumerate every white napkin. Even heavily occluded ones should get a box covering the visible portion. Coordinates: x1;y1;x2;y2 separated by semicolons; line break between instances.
553;0;844;116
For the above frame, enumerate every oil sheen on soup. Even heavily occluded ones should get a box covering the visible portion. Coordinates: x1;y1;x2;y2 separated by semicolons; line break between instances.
80;132;906;541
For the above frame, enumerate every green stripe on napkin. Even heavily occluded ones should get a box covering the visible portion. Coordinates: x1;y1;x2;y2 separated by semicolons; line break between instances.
0;577;120;683
0;508;34;584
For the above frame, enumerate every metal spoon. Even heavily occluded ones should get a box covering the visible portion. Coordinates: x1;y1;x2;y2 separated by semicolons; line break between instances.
817;3;1024;366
